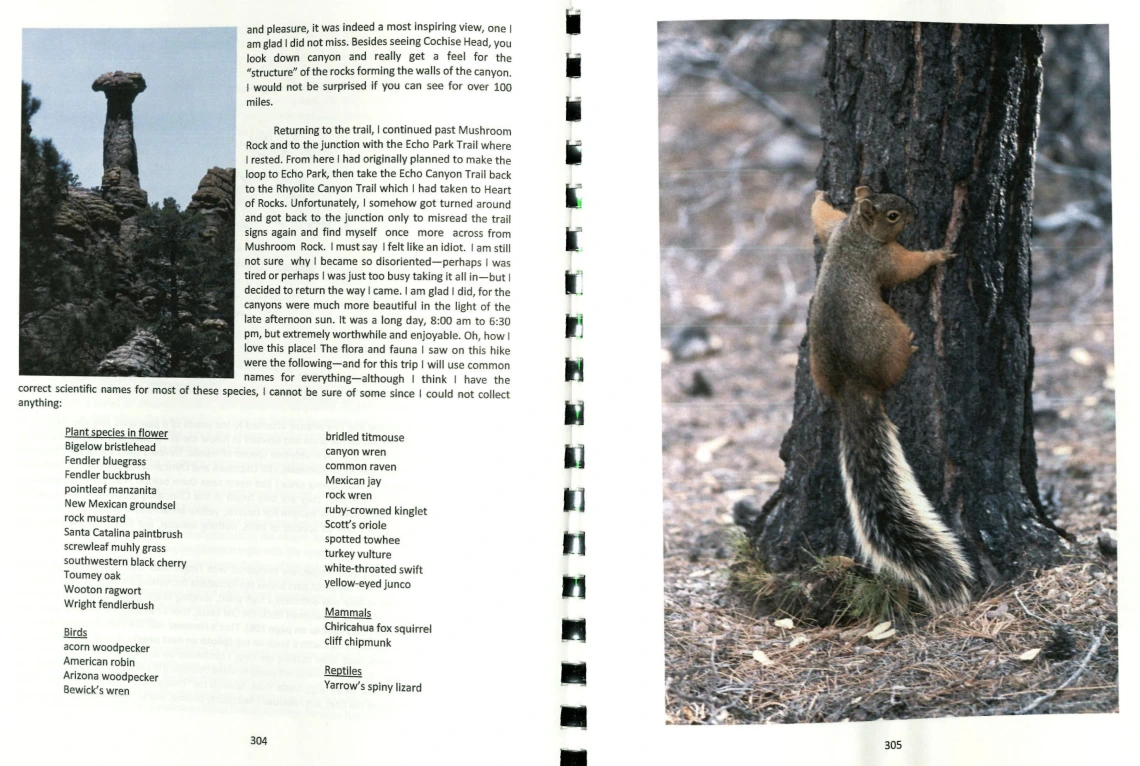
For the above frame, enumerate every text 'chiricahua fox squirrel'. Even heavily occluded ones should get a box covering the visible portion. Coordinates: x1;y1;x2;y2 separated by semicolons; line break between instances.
809;186;973;609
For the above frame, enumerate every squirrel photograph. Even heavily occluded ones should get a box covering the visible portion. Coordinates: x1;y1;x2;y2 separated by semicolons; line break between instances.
658;20;1115;724
808;186;974;610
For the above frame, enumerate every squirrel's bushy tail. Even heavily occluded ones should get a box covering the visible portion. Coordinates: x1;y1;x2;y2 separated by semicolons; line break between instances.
838;392;974;609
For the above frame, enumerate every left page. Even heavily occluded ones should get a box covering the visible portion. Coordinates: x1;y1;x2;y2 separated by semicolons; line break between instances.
2;1;568;763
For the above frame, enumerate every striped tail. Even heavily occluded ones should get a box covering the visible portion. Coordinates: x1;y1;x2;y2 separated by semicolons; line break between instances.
838;392;974;609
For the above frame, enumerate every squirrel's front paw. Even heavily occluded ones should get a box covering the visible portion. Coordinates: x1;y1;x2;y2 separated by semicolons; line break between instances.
814;190;826;202
940;249;959;262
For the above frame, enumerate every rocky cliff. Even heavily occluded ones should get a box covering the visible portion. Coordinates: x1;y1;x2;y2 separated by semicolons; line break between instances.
187;167;236;240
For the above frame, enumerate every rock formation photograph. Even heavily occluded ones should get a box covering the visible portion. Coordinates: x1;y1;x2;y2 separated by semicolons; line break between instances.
20;28;236;377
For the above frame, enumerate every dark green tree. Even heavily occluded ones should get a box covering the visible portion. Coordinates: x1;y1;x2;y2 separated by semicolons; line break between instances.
20;81;137;375
132;198;233;377
20;81;74;320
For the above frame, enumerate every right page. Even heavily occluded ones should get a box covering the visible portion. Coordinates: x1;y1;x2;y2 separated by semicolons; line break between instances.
585;1;1132;763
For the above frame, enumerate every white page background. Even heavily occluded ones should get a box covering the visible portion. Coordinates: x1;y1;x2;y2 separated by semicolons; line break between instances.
2;1;567;763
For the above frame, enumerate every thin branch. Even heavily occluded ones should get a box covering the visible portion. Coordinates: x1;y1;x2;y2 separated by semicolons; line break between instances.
1033;200;1106;233
1070;251;1112;322
664;42;822;140
1013;588;1100;641
708;65;822;140
1017;625;1106;715
1013;589;1056;627
1036;155;1111;193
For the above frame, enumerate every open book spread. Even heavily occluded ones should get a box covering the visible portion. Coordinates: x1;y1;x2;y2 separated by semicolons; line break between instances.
2;1;1130;764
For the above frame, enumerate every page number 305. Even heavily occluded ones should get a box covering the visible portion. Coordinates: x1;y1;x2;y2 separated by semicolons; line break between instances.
885;741;902;750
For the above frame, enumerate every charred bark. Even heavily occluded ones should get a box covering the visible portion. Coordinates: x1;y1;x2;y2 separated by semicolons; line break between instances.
741;22;1067;591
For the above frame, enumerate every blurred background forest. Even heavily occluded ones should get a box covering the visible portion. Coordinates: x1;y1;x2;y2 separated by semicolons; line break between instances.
659;23;1115;722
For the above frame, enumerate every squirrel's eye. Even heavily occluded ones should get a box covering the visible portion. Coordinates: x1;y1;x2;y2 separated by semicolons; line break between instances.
887;211;900;222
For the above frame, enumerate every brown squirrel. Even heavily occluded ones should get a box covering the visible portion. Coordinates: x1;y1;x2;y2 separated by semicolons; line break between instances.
808;186;973;609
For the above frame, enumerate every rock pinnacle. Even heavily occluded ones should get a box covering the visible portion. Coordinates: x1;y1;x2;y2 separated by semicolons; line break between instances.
92;71;148;214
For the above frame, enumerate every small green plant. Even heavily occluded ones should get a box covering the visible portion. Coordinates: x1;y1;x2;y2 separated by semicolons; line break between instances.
823;559;915;625
726;529;781;606
729;537;921;625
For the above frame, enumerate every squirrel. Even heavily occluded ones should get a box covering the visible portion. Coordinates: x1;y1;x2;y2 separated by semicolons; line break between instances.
808;186;973;609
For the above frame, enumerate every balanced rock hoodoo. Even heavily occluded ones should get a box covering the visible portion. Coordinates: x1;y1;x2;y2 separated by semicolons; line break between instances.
91;71;148;216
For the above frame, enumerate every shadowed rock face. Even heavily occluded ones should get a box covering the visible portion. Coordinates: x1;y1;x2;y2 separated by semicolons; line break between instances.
92;71;148;215
186;167;236;239
55;188;121;244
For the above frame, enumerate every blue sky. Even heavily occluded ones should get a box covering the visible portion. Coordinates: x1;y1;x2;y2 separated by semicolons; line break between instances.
23;27;235;208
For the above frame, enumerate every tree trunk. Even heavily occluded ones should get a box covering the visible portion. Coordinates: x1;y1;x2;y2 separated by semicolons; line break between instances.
740;22;1068;591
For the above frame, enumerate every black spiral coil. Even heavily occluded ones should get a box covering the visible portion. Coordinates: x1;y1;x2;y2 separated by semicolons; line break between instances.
561;7;586;766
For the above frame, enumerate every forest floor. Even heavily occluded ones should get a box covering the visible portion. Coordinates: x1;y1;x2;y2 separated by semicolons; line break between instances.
659;71;1117;724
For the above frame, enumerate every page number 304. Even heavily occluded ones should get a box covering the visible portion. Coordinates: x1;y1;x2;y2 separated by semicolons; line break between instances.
251;736;268;745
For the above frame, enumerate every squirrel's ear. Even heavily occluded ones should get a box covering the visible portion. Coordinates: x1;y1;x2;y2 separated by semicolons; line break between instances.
854;186;872;200
857;198;875;224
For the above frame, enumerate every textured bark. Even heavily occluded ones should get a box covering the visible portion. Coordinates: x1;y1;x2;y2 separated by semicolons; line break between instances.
742;22;1067;590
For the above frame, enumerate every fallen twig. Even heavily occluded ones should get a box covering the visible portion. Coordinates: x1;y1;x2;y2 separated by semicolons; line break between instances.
1017;625;1106;715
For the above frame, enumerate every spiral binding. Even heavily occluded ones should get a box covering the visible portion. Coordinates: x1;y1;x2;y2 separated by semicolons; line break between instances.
561;6;586;766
